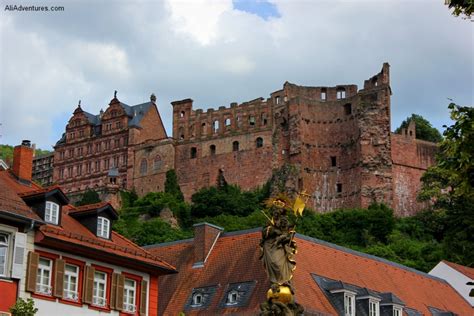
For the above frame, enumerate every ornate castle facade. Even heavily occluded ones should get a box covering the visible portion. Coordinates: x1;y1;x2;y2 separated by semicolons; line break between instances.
53;64;437;215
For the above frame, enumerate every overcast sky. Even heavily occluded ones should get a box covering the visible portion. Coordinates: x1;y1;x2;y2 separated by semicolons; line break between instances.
0;0;472;150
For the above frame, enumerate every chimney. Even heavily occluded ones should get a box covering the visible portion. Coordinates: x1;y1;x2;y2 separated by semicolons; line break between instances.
12;140;34;183
193;222;223;268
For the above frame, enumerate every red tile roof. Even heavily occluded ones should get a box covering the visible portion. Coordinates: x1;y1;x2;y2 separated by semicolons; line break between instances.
0;169;175;275
443;260;474;279
0;171;42;221
147;228;473;316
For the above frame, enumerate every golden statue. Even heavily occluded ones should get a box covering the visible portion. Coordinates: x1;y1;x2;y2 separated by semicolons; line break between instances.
259;192;309;316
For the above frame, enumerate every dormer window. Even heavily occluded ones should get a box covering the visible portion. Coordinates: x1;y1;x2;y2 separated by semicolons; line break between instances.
393;307;402;316
369;299;380;316
97;217;110;239
192;293;203;307
344;293;355;316
226;290;239;305
45;201;59;225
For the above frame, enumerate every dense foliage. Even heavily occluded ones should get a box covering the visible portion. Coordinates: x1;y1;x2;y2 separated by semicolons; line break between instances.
395;114;443;143
75;189;101;206
419;103;473;266
445;0;473;18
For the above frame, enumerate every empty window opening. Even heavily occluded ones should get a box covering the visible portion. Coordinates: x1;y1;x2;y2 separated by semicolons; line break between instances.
336;88;346;100
210;145;216;155
190;147;197;158
213;120;219;133
225;118;231;127
372;77;378;87
321;88;327;101
409;130;413;136
261;113;268;125
249;116;255;126
337;183;342;193
256;137;263;148
178;127;185;140
201;122;206;135
275;96;280;104
344;103;352;115
233;141;239;152
331;156;337;167
180;111;185;118
237;115;242;127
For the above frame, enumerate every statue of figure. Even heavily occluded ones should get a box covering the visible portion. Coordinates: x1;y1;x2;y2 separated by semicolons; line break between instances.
260;208;296;286
259;194;308;316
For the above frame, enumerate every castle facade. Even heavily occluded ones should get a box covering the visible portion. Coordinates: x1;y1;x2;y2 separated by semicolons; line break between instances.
54;64;437;215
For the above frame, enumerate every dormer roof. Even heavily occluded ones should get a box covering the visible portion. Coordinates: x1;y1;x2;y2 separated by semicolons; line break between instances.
69;201;118;220
18;185;69;205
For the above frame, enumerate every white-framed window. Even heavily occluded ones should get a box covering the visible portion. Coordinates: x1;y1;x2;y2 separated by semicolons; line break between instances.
369;299;380;316
63;264;79;301
93;271;107;307
393;307;402;316
97;217;110;239
0;233;9;276
344;293;355;316
123;279;137;313
36;257;52;295
45;201;59;225
226;290;239;305
192;292;203;307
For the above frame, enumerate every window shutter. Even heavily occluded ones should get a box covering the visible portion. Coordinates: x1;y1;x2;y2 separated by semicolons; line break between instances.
140;280;148;316
25;251;39;292
110;273;118;309
54;258;65;298
83;265;95;304
11;232;27;279
115;274;125;311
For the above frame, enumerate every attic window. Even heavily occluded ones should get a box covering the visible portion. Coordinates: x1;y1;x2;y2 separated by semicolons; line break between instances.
226;290;239;305
97;217;110;239
369;299;379;316
344;293;355;316
45;201;59;225
192;293;203;307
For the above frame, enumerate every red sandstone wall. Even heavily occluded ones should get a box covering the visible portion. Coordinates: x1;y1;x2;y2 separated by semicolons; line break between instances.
133;140;175;196
175;130;274;200
391;132;437;216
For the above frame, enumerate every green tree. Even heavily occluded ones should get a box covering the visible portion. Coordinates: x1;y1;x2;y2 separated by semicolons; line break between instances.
395;114;443;143
75;189;101;206
164;169;184;201
419;103;474;267
10;298;38;316
445;0;473;18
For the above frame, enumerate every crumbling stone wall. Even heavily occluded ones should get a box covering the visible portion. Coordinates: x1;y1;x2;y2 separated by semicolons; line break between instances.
132;63;435;215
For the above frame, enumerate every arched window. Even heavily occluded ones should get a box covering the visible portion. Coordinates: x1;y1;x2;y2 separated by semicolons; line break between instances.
256;137;263;148
336;87;346;100
233;141;239;152
180;111;185;118
140;158;147;175
154;155;162;170
210;145;216;156
225;118;231;127
192;293;203;306
201;122;206;135
178;127;184;140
